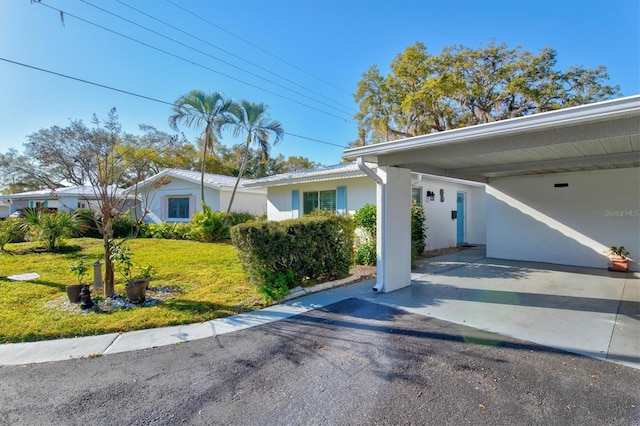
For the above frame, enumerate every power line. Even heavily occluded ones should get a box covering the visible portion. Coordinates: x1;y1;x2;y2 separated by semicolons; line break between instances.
114;0;358;115
80;0;356;117
0;57;349;150
164;0;353;97
35;1;356;125
0;57;173;106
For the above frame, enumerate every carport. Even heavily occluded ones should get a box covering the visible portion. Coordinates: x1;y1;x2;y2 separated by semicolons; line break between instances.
344;95;640;293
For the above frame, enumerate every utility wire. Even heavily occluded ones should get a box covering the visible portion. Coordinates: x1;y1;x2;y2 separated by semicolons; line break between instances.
81;0;356;117
35;1;356;125
115;0;358;115
0;57;349;149
0;57;173;106
164;0;353;97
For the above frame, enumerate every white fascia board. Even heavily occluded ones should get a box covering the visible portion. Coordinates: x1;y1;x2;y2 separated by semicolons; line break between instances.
243;171;366;188
344;95;640;160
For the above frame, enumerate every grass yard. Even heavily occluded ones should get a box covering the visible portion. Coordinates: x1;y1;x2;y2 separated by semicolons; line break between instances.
0;238;263;343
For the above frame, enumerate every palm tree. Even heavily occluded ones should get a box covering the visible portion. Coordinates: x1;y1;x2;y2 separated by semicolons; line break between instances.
169;90;236;207
227;101;284;214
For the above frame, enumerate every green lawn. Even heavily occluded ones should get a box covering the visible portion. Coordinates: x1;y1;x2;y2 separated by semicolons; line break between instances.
0;238;263;343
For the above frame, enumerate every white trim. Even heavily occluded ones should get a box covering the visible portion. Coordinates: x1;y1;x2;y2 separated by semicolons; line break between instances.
344;95;640;159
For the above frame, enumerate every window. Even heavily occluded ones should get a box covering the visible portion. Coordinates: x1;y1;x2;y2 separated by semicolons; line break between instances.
167;197;190;219
303;190;336;215
412;187;422;204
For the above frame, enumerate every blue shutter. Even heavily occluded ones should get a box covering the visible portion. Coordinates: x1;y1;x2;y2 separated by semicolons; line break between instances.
291;190;299;218
337;186;347;215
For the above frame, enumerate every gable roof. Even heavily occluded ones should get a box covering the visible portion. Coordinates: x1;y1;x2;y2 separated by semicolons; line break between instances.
1;185;124;200
130;168;261;192
243;163;370;188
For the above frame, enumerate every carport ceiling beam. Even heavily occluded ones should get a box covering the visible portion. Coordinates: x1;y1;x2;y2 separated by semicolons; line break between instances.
452;152;640;177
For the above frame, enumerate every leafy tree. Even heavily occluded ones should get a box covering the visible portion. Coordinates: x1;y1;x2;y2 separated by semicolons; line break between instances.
19;109;151;296
354;40;620;145
226;101;284;213
169;90;236;206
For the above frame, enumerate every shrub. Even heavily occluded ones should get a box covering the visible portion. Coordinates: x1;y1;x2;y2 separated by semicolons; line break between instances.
231;215;355;302
189;210;230;242
411;200;427;255
112;213;138;238
352;202;428;266
0;218;27;251
353;204;377;265
143;222;192;240
22;209;84;251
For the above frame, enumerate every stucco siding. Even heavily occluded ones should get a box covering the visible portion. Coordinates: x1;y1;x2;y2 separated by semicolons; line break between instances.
486;167;640;271
266;177;375;221
219;190;267;217
414;180;486;250
264;174;485;252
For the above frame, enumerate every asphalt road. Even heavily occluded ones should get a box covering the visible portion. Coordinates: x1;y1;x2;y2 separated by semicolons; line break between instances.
1;298;638;425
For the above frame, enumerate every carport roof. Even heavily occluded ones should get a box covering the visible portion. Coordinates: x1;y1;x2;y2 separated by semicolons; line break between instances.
343;95;640;182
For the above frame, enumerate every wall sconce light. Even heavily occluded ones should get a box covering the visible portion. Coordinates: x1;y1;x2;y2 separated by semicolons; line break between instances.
426;191;435;201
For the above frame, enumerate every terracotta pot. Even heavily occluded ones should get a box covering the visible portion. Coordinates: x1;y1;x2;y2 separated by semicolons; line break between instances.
65;284;83;303
610;258;628;272
126;279;147;304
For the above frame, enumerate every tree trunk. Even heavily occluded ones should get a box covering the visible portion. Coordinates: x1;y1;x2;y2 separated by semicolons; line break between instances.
102;221;115;297
226;140;251;214
200;130;208;207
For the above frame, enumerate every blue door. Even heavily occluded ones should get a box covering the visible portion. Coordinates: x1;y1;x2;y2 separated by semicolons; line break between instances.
456;192;465;245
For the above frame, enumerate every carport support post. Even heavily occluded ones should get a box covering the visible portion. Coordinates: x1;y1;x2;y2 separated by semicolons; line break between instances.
376;166;412;293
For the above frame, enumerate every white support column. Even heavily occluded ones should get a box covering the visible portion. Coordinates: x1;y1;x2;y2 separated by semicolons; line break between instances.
376;166;412;293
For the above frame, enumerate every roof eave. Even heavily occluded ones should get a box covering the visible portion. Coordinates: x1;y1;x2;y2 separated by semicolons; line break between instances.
343;95;640;160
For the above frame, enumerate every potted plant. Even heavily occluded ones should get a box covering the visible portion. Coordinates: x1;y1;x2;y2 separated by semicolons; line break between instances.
67;258;89;303
135;263;156;289
608;246;630;272
110;241;146;304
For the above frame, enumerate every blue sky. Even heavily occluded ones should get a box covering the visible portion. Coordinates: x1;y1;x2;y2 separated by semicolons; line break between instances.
1;0;638;166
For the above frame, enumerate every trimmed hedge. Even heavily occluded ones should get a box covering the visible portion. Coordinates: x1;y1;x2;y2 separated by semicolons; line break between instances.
230;215;355;302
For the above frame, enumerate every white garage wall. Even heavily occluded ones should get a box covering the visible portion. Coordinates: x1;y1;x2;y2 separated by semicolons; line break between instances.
487;168;640;271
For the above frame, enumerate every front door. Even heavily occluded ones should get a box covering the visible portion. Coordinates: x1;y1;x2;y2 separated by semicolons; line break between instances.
456;192;465;245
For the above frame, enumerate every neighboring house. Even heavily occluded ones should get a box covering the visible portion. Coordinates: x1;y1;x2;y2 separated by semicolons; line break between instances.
130;169;267;223
244;162;486;251
343;95;640;292
0;200;9;219
0;185;132;216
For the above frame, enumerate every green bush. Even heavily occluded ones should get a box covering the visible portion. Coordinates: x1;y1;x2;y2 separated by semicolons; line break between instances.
411;200;427;255
142;222;192;240
112;213;138;238
352;202;428;266
189;210;230;242
353;204;377;265
231;215;355;302
0;218;27;251
22;209;84;251
354;240;376;265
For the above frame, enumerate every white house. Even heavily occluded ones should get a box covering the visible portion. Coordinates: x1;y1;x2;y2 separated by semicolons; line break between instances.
0;201;9;219
244;162;486;251
130;169;267;223
0;185;126;215
343;95;640;292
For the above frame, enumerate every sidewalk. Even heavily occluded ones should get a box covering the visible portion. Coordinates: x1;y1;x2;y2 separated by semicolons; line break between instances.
1;247;638;369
